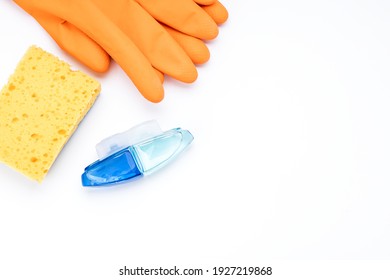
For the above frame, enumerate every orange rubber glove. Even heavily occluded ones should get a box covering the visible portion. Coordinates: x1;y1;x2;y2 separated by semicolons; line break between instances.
14;0;199;103
13;0;228;102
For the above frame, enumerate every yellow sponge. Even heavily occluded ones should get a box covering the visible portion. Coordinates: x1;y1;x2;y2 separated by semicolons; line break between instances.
0;46;100;182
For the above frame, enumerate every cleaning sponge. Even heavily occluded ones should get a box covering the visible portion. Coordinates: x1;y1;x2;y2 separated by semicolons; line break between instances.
0;46;100;182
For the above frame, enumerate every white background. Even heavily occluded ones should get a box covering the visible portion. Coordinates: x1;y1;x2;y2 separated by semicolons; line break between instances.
1;0;390;279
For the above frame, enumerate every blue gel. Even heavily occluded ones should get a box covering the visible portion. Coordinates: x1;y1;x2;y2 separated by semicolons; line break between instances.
82;149;142;186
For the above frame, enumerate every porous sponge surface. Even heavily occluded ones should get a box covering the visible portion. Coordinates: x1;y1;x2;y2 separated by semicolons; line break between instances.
0;46;100;182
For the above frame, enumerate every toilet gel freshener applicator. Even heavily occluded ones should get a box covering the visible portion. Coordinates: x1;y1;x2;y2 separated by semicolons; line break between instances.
81;120;193;186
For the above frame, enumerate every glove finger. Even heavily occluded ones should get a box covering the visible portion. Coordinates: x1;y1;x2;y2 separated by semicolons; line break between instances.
193;0;217;5
12;8;110;73
201;1;229;25
136;0;218;40
163;25;210;65
68;2;164;102
94;0;197;83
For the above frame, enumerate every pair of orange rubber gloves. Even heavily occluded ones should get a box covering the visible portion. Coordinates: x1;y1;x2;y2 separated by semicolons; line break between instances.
13;0;228;102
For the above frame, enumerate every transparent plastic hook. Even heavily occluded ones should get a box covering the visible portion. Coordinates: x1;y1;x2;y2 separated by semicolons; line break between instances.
96;120;163;160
